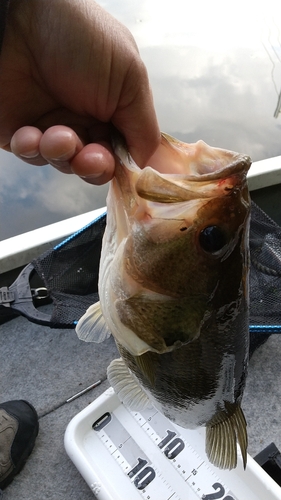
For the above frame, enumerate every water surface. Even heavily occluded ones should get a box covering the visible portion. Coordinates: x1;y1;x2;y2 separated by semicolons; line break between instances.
1;0;281;239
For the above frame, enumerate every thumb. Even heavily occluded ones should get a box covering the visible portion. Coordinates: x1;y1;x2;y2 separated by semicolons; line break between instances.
113;80;161;168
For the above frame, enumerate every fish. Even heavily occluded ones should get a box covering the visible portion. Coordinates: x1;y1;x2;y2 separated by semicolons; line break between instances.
76;132;251;470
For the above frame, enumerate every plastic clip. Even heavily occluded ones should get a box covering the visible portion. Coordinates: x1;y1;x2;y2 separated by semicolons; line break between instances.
31;287;49;300
3;263;52;326
0;287;15;307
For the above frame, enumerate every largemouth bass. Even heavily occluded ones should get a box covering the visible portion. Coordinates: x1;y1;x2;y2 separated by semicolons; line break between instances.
76;133;251;470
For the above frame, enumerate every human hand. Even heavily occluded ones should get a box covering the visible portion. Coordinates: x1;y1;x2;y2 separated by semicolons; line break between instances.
0;0;160;184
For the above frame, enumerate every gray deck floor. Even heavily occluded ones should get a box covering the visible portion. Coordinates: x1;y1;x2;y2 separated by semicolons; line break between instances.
1;310;281;499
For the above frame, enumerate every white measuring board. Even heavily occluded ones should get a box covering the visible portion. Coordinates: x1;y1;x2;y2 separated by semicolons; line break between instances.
65;387;281;500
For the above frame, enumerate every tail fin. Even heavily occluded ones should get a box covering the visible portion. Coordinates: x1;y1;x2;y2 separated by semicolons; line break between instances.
206;403;248;470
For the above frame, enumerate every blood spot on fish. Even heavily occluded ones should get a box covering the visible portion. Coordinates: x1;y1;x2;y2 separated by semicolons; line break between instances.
217;179;234;192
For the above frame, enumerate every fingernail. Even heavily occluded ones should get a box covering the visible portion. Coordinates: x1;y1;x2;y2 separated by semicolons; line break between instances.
79;173;101;180
51;148;76;162
20;150;39;159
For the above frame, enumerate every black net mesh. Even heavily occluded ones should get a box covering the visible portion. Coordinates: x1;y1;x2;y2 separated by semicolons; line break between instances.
20;203;279;355
250;204;281;325
249;202;281;355
32;213;106;327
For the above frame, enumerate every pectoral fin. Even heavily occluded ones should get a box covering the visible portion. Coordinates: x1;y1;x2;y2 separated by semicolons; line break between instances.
206;403;247;470
107;358;152;410
76;301;111;343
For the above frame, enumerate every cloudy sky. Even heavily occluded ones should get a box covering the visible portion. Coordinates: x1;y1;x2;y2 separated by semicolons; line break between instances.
1;0;281;240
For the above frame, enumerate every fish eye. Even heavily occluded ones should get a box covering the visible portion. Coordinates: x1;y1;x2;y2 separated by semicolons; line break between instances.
199;226;227;253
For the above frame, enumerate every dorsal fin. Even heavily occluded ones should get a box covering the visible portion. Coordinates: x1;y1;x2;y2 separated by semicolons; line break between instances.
107;358;152;410
76;301;111;343
205;403;248;470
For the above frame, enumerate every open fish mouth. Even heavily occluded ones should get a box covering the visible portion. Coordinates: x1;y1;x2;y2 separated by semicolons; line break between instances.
113;132;251;198
112;134;251;240
144;133;251;177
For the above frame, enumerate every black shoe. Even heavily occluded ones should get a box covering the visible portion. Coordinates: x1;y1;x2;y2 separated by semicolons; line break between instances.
0;400;39;489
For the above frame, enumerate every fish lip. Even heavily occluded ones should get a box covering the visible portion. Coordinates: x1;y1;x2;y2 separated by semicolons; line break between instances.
135;169;249;205
112;132;251;189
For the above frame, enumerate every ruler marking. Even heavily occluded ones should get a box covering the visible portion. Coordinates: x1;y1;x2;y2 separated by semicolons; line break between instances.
168;492;177;499
92;406;238;500
93;410;181;499
130;408;236;499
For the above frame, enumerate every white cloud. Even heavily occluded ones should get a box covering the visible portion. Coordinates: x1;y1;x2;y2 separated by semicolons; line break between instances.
102;0;281;50
0;150;107;239
34;170;108;216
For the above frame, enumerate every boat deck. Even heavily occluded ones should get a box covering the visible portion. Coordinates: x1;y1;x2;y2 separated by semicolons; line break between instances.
1;310;281;499
1;308;119;500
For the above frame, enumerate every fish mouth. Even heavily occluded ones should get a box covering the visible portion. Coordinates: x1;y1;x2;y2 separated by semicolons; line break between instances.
113;131;251;178
113;132;251;205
